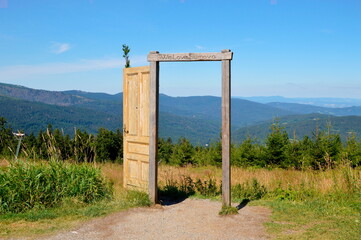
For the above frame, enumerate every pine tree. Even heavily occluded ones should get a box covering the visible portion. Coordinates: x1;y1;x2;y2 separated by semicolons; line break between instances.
265;121;289;167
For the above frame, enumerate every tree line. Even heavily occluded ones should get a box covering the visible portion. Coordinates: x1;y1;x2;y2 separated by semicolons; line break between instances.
1;117;360;169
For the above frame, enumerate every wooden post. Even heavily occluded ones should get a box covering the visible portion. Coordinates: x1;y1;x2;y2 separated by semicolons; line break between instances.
221;49;231;206
149;52;159;204
147;50;233;206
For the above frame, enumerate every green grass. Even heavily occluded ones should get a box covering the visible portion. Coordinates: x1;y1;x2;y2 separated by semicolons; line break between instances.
253;195;361;239
219;205;239;215
158;165;361;239
1;161;360;239
0;160;150;238
0;190;150;238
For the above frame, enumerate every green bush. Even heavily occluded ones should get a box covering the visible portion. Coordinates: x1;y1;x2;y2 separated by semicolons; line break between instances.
194;178;219;197
159;176;220;199
0;160;113;213
232;178;267;201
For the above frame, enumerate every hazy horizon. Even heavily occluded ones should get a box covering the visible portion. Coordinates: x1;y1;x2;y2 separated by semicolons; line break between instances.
3;81;361;101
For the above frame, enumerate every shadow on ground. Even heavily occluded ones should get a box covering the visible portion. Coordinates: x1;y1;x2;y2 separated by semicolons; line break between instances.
236;199;250;210
158;186;194;206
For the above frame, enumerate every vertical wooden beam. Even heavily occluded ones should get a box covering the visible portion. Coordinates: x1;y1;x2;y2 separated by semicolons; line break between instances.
221;49;231;206
149;52;159;204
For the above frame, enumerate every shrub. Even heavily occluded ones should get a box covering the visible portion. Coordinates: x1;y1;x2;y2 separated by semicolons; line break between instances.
159;176;220;199
194;178;219;197
232;178;267;201
0;160;113;213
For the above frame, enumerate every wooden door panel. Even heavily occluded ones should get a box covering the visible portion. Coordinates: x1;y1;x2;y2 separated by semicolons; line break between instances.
123;66;150;191
128;142;149;155
139;72;150;137
127;74;139;136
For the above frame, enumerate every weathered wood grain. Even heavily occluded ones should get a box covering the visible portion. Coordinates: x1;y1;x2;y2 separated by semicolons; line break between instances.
146;49;233;205
149;61;159;204
221;50;231;206
123;66;151;192
148;51;232;62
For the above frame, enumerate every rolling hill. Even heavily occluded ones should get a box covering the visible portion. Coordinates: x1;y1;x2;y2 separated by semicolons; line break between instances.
0;82;296;125
0;95;220;143
233;113;361;143
0;83;92;106
159;94;295;128
2;82;361;144
0;95;122;134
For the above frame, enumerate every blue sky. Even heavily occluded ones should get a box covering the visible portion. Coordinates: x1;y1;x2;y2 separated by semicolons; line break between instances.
0;0;360;98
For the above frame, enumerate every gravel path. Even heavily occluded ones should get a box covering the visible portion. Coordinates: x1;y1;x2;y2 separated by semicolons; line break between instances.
44;199;271;240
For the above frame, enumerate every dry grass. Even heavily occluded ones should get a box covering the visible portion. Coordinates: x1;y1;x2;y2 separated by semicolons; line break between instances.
96;162;124;197
1;160;359;239
97;163;361;196
0;158;10;168
2;159;358;195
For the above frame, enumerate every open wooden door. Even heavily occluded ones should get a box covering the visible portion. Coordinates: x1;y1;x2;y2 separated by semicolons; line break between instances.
123;66;150;191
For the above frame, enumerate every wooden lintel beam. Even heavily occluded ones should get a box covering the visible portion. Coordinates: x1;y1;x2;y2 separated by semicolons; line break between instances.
148;51;233;62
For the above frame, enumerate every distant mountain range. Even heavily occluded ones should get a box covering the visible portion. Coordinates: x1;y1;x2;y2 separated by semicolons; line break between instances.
266;102;361;116
1;82;361;144
239;96;361;108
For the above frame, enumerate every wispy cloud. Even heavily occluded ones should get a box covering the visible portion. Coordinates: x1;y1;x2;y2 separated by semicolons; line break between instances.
50;42;72;54
0;0;8;8
195;45;205;50
0;56;147;80
270;0;278;5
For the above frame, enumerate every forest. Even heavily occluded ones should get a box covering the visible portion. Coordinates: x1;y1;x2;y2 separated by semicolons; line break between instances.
1;116;360;169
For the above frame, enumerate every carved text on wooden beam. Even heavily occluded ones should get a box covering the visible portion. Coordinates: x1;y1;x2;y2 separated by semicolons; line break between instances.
147;52;233;62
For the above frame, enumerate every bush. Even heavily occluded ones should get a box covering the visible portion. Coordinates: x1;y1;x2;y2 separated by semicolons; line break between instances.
159;176;220;199
232;178;267;201
194;178;219;197
0;160;113;213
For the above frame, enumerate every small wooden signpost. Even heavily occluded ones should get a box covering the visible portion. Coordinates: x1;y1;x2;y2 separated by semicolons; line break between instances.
147;50;233;206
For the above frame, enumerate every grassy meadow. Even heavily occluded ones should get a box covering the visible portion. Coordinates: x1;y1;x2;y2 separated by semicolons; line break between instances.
0;158;360;239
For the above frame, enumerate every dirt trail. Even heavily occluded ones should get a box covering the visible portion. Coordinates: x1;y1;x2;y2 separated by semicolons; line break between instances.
44;199;271;240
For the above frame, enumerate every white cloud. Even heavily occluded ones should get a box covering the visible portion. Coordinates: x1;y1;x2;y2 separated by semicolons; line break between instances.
50;42;71;54
0;56;147;80
270;0;278;5
195;45;205;50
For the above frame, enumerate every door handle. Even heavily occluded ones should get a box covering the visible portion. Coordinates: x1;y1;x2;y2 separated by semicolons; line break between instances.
123;126;129;134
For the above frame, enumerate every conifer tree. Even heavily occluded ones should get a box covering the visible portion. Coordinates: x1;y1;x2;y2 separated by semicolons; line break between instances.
265;121;289;167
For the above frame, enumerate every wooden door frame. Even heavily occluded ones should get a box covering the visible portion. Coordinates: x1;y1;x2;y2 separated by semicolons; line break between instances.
147;50;233;206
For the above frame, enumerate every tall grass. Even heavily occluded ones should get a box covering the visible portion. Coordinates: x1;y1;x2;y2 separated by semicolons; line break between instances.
156;164;361;201
0;160;113;214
